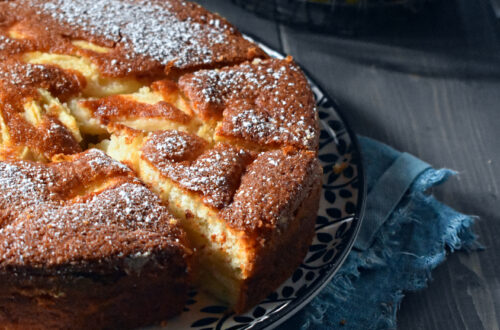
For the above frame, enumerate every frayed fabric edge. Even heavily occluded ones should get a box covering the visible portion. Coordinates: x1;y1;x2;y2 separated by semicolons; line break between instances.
298;168;480;329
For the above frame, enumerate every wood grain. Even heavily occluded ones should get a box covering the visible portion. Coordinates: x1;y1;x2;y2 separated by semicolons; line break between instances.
197;1;500;328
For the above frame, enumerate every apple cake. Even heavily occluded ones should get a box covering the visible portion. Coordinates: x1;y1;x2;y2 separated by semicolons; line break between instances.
0;0;322;328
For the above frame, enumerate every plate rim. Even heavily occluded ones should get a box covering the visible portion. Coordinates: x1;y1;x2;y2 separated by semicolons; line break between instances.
240;32;367;330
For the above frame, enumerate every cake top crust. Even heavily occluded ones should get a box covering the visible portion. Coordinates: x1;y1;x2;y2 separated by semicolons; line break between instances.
0;149;187;275
222;148;322;239
142;131;254;209
0;0;268;159
142;130;208;164
141;130;323;237
179;57;319;150
81;95;192;125
0;60;86;101
0;60;85;159
1;0;267;77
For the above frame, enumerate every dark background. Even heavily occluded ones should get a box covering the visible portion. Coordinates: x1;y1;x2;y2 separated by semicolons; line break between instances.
194;1;500;329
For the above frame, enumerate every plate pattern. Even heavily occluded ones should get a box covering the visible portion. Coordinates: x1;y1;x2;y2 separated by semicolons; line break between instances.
163;39;364;330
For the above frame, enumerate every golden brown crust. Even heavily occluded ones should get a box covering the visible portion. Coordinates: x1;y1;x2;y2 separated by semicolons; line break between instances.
81;95;192;126
0;149;192;328
0;0;267;78
141;130;208;164
0;60;85;159
0;0;268;158
224;148;323;312
0;149;190;274
0;60;86;101
179;57;319;150
222;148;322;238
142;131;254;209
235;181;321;313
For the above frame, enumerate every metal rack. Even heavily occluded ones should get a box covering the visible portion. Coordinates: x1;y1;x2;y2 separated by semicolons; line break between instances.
231;0;437;34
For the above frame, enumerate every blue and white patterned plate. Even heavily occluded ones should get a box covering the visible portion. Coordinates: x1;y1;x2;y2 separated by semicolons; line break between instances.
161;36;366;330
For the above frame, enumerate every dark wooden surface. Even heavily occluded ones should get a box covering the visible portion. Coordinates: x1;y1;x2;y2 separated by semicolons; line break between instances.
194;1;500;329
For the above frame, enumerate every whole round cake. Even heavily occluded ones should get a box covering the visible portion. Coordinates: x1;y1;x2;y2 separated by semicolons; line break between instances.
0;0;322;328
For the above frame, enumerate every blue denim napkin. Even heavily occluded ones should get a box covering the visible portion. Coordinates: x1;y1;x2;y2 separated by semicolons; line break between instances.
280;136;479;330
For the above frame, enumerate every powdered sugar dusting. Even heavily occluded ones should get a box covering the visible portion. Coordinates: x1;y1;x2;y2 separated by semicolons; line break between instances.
168;146;250;208
144;139;252;209
191;63;291;104
0;162;54;219
180;59;318;149
0;63;47;87
223;149;321;234
84;148;131;172
39;0;229;67
0;35;14;52
142;130;207;165
0;33;29;59
0;61;83;97
153;132;190;160
230;107;278;139
0;150;180;269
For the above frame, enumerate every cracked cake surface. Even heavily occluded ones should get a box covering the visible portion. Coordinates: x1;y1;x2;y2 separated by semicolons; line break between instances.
0;0;322;328
0;149;188;272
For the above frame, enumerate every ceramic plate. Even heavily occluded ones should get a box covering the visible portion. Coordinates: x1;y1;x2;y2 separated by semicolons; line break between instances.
162;36;366;330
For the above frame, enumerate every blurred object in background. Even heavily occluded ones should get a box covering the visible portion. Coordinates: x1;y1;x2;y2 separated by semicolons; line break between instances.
231;0;439;35
491;0;500;17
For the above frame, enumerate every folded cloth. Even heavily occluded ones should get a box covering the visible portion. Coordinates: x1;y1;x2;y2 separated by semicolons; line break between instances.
279;136;479;330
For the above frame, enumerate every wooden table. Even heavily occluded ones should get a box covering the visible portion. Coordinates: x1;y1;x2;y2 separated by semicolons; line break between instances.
194;0;500;328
